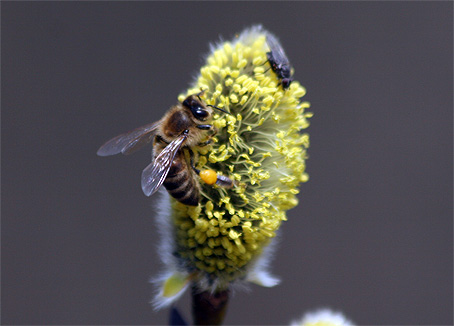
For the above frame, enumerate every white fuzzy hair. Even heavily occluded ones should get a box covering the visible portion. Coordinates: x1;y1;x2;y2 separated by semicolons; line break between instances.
290;309;355;326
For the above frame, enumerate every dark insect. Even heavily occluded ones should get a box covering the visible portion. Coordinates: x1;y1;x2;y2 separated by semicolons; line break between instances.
266;33;293;90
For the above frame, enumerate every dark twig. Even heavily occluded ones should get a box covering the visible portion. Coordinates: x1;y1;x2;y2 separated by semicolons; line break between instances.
191;285;230;325
169;306;188;326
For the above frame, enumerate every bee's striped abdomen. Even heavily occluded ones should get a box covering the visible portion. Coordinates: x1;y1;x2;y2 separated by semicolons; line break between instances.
164;151;199;206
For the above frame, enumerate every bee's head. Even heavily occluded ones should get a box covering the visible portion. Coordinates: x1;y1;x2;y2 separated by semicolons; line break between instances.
183;93;231;121
183;95;211;122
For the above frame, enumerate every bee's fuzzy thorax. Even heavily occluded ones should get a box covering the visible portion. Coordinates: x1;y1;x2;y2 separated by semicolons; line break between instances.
153;25;311;307
158;105;211;147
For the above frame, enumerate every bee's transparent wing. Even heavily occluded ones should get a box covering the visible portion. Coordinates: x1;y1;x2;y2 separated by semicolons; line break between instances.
97;121;161;156
141;133;188;197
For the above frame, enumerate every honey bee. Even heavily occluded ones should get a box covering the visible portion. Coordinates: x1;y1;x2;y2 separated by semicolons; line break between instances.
97;92;234;206
266;33;293;90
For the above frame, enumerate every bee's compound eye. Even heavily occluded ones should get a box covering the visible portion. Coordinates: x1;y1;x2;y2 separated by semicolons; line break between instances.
183;97;210;121
199;169;217;185
193;108;210;121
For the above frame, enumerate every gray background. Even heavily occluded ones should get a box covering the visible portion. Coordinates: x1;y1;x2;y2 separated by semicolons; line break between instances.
2;2;452;325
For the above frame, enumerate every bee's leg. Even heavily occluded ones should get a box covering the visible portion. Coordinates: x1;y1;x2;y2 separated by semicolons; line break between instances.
209;127;218;138
188;136;235;189
214;174;235;188
197;169;235;189
187;148;199;173
190;161;235;189
191;164;201;175
197;139;213;147
196;124;212;130
187;149;206;179
196;124;217;147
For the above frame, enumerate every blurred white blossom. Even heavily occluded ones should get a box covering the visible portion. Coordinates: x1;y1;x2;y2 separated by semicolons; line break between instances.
290;309;354;326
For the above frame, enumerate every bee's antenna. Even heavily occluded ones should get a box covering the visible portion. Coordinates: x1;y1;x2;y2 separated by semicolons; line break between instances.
196;88;206;101
207;104;232;115
194;88;231;115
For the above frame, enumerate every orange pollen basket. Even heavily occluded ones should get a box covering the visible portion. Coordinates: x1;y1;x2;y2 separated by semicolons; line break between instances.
199;169;218;185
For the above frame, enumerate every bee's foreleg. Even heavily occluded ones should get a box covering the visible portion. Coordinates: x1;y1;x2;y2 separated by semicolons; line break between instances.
197;125;217;146
196;124;212;130
197;139;213;147
214;174;235;188
209;127;218;138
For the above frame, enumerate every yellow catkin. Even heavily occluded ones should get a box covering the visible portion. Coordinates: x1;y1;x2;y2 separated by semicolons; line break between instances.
172;26;311;286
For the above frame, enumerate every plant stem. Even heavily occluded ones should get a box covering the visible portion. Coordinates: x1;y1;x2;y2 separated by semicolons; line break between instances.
191;285;230;325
